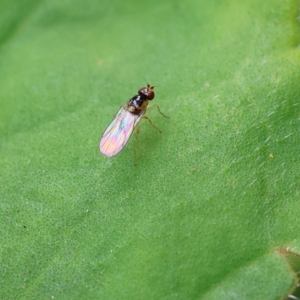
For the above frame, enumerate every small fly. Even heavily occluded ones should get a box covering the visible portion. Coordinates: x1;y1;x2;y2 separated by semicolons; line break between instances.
99;84;168;157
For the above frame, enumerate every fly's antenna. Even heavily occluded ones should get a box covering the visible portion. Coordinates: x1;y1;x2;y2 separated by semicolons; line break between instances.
143;77;159;89
143;77;150;87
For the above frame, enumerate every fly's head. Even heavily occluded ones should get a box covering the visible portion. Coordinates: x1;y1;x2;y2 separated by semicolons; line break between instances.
138;84;155;100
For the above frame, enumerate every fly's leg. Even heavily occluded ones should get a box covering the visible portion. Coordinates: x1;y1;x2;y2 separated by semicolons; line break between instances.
142;104;169;133
142;116;162;133
147;104;169;118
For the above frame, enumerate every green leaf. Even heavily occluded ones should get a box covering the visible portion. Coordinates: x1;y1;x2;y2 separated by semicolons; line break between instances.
1;0;299;299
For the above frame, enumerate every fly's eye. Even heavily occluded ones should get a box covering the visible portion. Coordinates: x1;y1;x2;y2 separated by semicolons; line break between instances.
147;90;155;100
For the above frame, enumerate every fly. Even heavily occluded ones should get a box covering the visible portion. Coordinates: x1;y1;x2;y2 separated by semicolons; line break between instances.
99;84;168;157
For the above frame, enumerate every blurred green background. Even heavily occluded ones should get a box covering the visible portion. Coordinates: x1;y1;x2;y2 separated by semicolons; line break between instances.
1;0;300;299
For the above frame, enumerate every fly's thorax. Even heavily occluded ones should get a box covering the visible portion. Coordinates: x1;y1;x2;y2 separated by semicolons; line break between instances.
127;95;149;115
130;94;145;107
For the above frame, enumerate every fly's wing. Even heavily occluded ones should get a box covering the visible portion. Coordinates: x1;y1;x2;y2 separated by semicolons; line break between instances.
100;106;143;157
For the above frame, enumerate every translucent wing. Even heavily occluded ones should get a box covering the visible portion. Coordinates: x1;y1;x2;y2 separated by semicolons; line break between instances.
100;105;143;157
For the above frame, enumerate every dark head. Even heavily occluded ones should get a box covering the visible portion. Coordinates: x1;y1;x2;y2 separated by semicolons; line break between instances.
138;84;155;100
